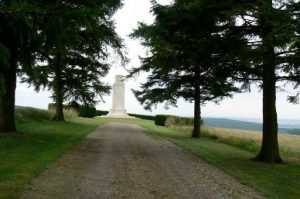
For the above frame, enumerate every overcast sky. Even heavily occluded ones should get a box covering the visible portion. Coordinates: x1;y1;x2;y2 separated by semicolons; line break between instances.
15;0;300;121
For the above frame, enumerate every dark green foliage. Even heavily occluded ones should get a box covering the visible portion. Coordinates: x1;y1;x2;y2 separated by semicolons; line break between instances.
67;101;80;111
0;0;125;130
96;110;109;116
130;0;242;138
128;113;155;121
155;115;169;126
79;106;97;118
229;0;300;163
22;0;125;121
0;1;40;132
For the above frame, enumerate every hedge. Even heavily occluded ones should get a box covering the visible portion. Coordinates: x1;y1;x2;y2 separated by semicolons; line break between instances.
128;113;155;121
79;106;97;118
155;115;204;127
48;101;80;111
96;110;109;116
155;115;170;126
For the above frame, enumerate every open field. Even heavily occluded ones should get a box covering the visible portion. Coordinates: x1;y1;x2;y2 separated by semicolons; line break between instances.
171;125;300;163
96;117;300;199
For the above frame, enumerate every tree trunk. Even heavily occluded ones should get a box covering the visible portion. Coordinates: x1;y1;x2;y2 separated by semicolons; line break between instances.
253;0;282;163
253;57;282;163
0;63;17;132
52;52;65;121
192;71;201;138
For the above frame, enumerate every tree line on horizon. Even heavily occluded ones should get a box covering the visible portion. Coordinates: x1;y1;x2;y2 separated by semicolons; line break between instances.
0;0;300;164
130;0;300;163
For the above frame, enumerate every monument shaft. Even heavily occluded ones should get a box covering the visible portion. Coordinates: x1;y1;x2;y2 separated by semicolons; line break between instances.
107;75;130;118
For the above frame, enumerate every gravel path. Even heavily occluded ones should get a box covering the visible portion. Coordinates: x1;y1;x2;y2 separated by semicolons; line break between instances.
21;122;263;199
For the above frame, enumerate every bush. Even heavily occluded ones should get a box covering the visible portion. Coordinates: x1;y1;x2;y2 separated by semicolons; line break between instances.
67;101;80;111
48;101;80;111
16;106;52;123
165;116;203;127
155;115;170;126
128;113;155;121
79;106;97;118
96;110;109;116
155;114;204;127
48;103;56;110
63;109;79;118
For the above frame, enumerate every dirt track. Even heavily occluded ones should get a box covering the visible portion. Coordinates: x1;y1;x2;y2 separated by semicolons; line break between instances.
20;122;263;199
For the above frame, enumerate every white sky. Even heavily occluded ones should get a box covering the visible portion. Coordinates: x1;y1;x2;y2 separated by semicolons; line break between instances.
15;0;300;121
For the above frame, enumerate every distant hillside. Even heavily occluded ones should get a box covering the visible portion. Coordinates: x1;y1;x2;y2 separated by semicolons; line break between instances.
203;118;300;135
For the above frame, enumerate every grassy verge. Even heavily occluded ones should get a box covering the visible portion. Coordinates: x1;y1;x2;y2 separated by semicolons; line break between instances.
171;125;300;163
0;116;102;199
97;117;300;199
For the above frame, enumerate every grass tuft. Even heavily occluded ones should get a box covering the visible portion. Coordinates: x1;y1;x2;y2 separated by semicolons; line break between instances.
15;106;52;123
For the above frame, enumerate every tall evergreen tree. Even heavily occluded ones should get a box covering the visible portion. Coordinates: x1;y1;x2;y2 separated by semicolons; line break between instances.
231;0;300;163
130;0;243;137
0;0;124;131
0;1;38;132
24;0;125;121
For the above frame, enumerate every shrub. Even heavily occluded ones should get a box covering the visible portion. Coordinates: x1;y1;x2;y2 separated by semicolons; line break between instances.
96;110;109;116
67;101;80;111
128;113;155;121
48;103;68;110
63;109;79;118
79;106;97;118
165;116;203;127
16;106;52;123
48;103;56;110
155;115;170;126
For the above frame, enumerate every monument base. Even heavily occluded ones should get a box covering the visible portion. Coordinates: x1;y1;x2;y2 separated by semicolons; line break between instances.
105;109;133;118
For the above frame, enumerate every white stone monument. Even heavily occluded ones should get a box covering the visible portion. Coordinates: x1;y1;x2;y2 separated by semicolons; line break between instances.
106;75;130;118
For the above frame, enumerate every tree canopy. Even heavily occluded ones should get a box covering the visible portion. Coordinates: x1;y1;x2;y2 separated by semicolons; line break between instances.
0;0;125;128
130;0;243;137
227;0;300;163
24;0;125;120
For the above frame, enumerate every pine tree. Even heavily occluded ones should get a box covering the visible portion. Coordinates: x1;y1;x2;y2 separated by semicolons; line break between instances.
0;1;38;132
231;0;300;163
24;0;125;121
130;0;243;137
0;0;124;131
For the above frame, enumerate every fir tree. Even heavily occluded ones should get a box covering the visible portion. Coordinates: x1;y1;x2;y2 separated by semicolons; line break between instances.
130;0;243;137
231;0;300;163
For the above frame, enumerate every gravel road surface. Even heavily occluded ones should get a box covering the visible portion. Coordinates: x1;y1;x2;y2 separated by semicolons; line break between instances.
20;122;263;199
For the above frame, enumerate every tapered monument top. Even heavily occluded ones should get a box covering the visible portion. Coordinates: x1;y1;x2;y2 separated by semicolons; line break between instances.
105;75;131;118
115;75;124;85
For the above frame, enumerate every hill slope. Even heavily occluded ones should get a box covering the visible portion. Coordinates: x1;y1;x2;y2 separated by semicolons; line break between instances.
203;118;300;135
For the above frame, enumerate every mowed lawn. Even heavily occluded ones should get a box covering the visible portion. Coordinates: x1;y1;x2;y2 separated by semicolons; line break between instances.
0;117;102;199
97;117;300;199
1;116;300;199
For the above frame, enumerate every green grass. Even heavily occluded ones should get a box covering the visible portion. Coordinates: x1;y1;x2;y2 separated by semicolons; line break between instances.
2;112;300;199
171;125;300;163
96;117;300;199
0;116;102;199
15;106;52;123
